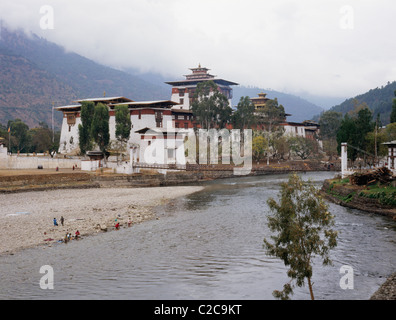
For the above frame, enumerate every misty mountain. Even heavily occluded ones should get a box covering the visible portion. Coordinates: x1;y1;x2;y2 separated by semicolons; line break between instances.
232;86;324;122
0;27;169;128
0;26;360;129
327;81;396;125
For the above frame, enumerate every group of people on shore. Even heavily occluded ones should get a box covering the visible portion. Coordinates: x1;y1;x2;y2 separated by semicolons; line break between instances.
63;230;80;243
52;216;81;243
50;215;133;243
114;218;133;230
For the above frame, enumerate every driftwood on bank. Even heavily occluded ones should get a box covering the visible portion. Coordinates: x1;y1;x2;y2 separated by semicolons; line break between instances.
350;167;394;186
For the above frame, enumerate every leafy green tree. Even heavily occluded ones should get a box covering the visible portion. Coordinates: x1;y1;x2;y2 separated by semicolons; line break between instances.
384;122;396;141
319;111;343;140
355;107;375;162
7;119;30;153
336;113;358;161
115;104;131;143
115;104;131;161
355;107;375;141
264;173;338;300
319;111;343;160
29;122;53;153
289;136;318;160
255;98;285;164
252;135;268;161
232;96;256;129
78;101;95;154
336;105;374;163
272;135;290;160
365;128;387;158
91;103;110;155
191;80;232;129
255;98;285;131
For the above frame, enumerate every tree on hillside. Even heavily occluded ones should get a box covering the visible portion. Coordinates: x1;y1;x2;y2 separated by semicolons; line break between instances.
330;82;396;126
355;107;375;158
191;80;232;129
384;122;396;141
91;103;110;156
390;91;396;123
264;173;338;300
365;118;396;162
78;101;95;155
336;104;374;163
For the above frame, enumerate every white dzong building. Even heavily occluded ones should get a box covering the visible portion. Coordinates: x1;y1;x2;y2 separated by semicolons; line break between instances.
55;97;187;164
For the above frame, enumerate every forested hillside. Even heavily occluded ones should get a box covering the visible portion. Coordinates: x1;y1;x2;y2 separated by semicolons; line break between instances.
0;27;169;128
329;81;396;125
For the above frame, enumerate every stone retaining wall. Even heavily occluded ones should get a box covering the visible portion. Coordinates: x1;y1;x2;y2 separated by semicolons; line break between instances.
0;155;80;170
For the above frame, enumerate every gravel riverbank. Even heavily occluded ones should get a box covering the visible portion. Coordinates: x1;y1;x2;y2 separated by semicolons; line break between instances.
370;273;396;300
0;185;204;255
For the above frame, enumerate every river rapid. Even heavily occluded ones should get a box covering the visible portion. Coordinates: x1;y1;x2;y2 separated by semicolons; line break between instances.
0;171;395;300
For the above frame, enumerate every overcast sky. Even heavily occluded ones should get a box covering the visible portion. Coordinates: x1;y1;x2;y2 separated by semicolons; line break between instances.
1;0;395;100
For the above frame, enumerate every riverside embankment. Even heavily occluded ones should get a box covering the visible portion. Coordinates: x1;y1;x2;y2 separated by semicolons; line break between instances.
321;178;396;220
0;160;338;193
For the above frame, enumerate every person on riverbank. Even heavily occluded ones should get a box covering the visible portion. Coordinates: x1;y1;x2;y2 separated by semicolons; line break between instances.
75;230;80;239
115;222;120;230
60;216;64;226
53;218;58;226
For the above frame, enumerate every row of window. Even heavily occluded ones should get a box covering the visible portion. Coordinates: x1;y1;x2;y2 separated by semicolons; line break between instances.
175;123;190;129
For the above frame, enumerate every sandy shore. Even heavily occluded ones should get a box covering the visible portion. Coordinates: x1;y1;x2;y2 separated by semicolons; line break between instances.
0;185;204;255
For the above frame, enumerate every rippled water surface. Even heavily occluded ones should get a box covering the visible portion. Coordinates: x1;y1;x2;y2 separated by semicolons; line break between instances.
1;172;395;300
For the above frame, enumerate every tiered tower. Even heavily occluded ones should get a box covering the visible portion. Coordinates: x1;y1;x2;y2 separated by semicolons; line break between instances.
165;64;238;110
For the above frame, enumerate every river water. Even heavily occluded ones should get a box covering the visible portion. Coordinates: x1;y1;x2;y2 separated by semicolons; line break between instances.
0;172;395;300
